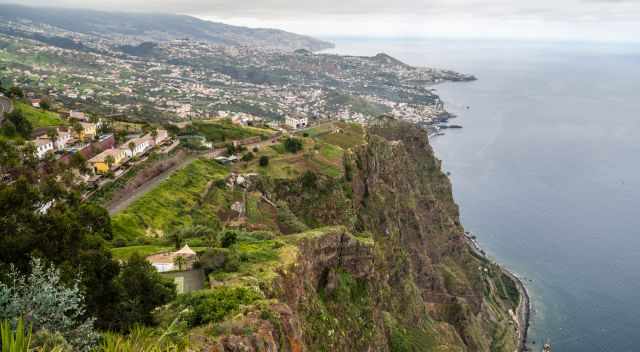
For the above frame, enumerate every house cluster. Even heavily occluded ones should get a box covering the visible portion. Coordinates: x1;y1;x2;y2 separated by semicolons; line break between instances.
88;129;169;174
30;110;100;159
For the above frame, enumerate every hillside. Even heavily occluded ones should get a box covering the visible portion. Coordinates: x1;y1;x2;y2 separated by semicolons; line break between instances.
105;119;522;351
0;4;333;52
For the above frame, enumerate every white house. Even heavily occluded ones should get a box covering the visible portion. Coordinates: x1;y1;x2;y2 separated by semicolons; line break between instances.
120;136;152;157
146;245;197;273
285;116;308;129
154;129;169;145
33;138;55;159
54;128;72;150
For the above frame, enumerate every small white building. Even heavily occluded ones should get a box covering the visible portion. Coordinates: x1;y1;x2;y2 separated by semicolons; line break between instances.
154;129;169;145
120;136;152;157
54;128;72;150
147;245;197;273
285;116;308;129
33;138;54;159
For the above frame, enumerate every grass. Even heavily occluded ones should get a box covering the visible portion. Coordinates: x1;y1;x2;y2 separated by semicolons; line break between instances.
111;245;208;261
234;137;344;180
110;245;173;260
314;122;365;150
111;159;229;241
189;120;272;143
14;101;66;129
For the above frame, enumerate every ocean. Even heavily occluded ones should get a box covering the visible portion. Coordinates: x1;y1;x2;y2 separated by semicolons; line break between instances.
324;38;640;351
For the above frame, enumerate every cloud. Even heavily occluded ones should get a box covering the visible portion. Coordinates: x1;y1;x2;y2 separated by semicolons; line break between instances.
1;0;639;41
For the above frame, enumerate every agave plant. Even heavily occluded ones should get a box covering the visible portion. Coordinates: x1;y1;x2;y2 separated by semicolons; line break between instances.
0;318;31;352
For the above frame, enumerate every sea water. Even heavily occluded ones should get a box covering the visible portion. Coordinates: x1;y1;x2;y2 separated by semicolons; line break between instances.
325;38;640;351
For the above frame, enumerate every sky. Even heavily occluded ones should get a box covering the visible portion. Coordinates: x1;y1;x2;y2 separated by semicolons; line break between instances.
4;0;640;42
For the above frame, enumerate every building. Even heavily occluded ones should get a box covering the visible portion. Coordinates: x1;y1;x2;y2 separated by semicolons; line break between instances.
69;110;88;121
78;122;96;141
33;138;54;159
88;148;129;174
120;136;151;157
146;245;197;273
154;129;169;145
285;116;308;129
54;128;72;150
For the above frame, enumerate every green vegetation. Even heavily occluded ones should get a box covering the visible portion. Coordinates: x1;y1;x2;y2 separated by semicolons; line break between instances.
314;122;365;149
283;137;303;153
110;245;173;260
185;120;271;143
175;287;262;327
111;159;229;241
0;318;32;352
14;101;65;129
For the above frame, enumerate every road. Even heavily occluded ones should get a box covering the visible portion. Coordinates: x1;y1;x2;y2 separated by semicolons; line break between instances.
0;96;13;124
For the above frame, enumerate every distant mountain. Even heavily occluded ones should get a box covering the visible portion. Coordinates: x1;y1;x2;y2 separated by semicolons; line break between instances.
0;4;334;52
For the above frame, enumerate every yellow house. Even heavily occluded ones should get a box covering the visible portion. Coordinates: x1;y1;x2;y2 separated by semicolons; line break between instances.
88;148;128;174
78;122;96;141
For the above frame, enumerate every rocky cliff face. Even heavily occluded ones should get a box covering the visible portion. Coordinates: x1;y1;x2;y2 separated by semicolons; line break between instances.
207;119;520;352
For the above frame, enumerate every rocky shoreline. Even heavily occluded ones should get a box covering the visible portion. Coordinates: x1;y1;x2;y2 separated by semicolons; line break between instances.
464;234;531;352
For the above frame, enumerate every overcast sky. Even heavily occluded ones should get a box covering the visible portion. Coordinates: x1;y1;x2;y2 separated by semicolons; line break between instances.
6;0;640;42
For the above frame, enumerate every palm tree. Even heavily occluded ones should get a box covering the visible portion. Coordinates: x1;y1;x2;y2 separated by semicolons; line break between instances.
128;141;136;158
151;128;158;144
173;255;187;271
104;155;115;171
72;122;83;140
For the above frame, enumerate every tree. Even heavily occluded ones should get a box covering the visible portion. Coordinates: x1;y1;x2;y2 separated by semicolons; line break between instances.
173;255;187;271
8;86;23;99
128;141;135;157
114;254;176;330
241;152;254;162
0;258;99;351
46;127;58;143
0;178;121;331
259;155;269;167
6;110;32;138
72;121;83;140
39;100;51;111
283;138;303;153
301;170;318;188
0;140;19;177
69;153;89;175
151;128;158;143
104;155;115;171
219;230;239;248
168;230;184;250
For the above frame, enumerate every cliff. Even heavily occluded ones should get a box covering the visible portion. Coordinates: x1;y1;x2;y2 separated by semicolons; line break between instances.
194;118;521;352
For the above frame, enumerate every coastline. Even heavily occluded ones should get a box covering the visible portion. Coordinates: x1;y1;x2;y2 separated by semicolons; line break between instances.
464;234;531;352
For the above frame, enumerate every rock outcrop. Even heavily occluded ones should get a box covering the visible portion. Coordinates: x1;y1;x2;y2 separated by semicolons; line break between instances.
207;119;520;352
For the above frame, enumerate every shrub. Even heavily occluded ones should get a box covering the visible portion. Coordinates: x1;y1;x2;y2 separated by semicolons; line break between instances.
241;152;254;162
259;155;269;167
301;170;318;188
0;258;98;351
219;230;239;248
283;138;303;153
176;287;262;327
